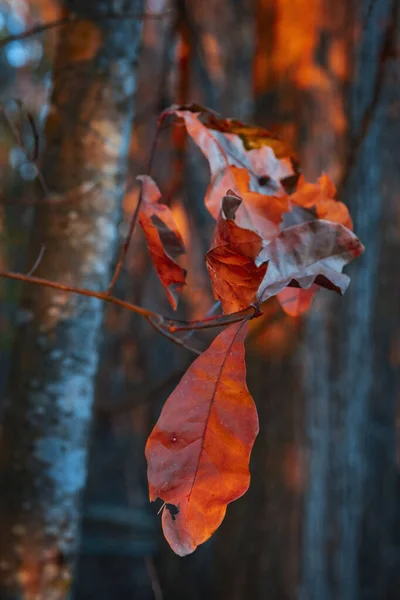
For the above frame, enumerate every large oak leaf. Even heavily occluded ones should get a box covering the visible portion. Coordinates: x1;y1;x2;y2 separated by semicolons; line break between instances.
145;321;258;556
137;175;186;309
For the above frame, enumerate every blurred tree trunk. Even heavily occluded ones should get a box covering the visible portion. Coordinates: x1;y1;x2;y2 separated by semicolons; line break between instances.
301;2;400;600
0;1;143;598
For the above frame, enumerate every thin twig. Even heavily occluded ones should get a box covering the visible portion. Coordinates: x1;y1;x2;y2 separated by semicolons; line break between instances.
106;115;167;294
0;101;51;198
0;11;172;49
26;245;45;276
3;99;40;161
338;2;396;194
0;270;156;318
0;270;259;333
146;316;201;355
159;305;258;332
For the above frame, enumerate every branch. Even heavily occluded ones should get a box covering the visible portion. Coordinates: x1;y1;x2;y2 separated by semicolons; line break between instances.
0;270;155;318
145;317;201;355
0;11;172;49
0;101;51;198
0;270;260;334
158;305;259;332
338;2;396;194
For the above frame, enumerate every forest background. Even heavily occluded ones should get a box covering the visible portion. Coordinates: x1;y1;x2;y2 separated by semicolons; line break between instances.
0;0;399;599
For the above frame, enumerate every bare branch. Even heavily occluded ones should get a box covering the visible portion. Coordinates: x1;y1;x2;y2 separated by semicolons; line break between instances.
146;317;202;355
0;270;261;335
0;101;51;198
159;306;259;332
0;270;156;319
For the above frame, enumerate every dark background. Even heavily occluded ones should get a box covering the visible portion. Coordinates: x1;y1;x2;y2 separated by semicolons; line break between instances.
0;1;399;599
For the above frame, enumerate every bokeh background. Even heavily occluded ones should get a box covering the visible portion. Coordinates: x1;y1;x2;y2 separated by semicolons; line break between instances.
0;0;399;599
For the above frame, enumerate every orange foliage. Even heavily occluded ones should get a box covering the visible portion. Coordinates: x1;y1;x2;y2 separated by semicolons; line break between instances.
142;105;364;554
206;192;268;313
137;175;186;310
146;321;258;556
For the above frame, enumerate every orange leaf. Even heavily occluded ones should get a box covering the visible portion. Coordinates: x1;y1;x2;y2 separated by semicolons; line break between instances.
276;286;317;317
231;167;289;239
165;106;296;219
137;175;186;310
290;174;352;230
276;175;353;315
256;220;364;304
206;114;298;161
162;106;362;317
145;321;258;556
276;176;353;315
206;192;268;314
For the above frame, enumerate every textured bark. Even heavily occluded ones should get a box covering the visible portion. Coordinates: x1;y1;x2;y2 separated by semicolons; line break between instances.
301;2;399;600
0;1;143;598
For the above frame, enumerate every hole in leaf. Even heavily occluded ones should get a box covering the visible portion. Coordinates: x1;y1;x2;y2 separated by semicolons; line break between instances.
165;503;180;521
257;175;271;187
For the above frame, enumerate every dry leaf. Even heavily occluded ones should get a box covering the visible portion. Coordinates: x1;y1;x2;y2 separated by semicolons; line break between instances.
138;175;186;309
145;321;258;556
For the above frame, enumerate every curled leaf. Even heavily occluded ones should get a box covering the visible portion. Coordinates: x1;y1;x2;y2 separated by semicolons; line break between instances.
137;175;186;309
206;192;268;314
231;167;288;239
145;321;258;556
165;105;297;219
256;220;365;304
276;174;353;315
163;106;362;318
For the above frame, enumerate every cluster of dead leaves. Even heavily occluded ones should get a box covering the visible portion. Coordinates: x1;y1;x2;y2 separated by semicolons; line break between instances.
138;105;364;556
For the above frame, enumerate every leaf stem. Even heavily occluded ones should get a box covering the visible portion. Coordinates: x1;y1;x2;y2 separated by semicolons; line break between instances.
159;306;259;332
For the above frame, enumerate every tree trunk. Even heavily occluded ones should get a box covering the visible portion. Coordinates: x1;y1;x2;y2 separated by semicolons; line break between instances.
301;2;400;599
0;2;143;598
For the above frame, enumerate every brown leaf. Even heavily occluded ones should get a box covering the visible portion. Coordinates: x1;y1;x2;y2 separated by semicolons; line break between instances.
137;175;186;309
276;174;353;315
290;174;352;230
163;106;362;317
165;106;296;219
206;192;268;314
145;321;258;556
231;167;289;239
256;219;364;304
